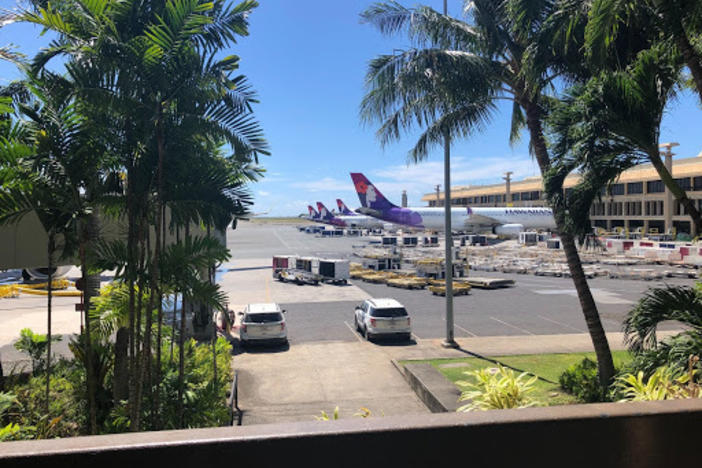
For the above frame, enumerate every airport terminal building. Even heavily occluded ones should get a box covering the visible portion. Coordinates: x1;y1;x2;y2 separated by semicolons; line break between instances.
422;153;702;237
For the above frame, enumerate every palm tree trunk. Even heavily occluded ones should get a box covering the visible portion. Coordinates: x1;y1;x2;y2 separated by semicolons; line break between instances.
147;114;165;429
46;234;54;415
125;167;137;418
80;242;97;435
130;226;147;431
154;203;166;429
207;224;217;387
524;100;616;386
648;150;702;233
178;293;187;428
177;223;189;428
113;327;129;402
560;233;616;386
676;34;702;104
170;225;180;365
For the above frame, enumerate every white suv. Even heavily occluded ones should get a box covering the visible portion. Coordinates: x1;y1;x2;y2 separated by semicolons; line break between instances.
354;298;411;342
239;303;287;346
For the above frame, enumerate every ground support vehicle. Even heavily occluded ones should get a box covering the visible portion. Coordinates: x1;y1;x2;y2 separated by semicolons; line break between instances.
428;283;471;296
317;259;350;284
277;269;320;285
273;255;321;285
354;298;411;342
238;303;287;347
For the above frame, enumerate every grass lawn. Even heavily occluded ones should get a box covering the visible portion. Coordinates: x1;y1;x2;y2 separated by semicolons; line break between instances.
402;351;632;406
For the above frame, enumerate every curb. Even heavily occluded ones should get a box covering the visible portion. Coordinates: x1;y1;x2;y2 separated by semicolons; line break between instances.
391;359;461;413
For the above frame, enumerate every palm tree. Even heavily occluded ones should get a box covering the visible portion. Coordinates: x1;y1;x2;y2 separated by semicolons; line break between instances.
545;44;687;236
15;71;118;434
361;0;616;385
22;0;268;430
623;285;702;376
0;93;79;415
584;0;702;234
587;0;702;104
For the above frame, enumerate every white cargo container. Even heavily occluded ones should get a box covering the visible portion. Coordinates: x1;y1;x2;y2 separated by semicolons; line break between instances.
316;259;350;284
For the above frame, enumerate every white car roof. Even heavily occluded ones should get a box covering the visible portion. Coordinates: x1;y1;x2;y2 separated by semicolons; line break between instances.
245;303;282;313
367;298;404;309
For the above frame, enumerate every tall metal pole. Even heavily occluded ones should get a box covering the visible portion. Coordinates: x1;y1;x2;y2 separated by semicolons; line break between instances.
441;0;457;348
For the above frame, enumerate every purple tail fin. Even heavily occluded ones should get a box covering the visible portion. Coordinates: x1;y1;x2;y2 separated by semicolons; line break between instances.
350;173;397;211
308;205;319;219
336;199;355;215
316;202;335;220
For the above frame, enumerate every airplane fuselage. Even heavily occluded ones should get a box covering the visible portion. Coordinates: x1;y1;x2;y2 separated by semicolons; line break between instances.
359;206;556;232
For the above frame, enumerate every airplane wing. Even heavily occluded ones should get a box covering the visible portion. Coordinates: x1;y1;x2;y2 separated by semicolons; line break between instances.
464;212;498;227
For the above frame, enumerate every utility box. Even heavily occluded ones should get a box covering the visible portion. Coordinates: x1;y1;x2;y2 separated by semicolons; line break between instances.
423;236;439;246
546;239;561;249
519;231;538;246
467;235;487;246
382;236;398;246
296;257;318;272
317;259;350;283
402;236;418;247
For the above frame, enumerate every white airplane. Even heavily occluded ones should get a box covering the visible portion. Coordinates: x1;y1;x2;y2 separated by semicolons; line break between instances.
350;173;556;235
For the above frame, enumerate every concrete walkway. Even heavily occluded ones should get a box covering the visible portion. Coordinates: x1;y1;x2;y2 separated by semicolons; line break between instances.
233;330;681;426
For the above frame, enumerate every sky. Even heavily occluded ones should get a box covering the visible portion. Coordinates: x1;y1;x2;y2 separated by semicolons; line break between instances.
1;0;702;216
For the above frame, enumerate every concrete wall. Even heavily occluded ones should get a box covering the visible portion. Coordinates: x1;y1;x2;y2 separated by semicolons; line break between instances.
1;399;701;467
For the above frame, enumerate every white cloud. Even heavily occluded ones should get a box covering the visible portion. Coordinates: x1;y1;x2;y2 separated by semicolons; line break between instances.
289;177;356;194
370;154;540;205
258;190;270;196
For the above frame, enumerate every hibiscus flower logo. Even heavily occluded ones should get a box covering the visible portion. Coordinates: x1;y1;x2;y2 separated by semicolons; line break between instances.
355;180;368;194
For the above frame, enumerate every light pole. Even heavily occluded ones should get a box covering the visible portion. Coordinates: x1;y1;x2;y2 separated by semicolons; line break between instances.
441;0;458;349
660;142;678;237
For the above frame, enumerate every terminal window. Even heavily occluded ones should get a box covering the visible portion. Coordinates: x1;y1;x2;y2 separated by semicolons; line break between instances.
675;177;691;191
626;182;643;194
647;180;665;193
610;183;625;195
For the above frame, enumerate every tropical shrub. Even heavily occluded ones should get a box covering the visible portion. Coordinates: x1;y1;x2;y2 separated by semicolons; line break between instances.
140;337;233;430
456;365;539;411
623;285;702;378
13;328;62;374
8;359;85;439
616;356;701;402
0;392;22;441
559;358;612;403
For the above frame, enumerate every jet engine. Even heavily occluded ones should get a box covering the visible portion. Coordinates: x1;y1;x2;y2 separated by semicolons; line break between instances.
493;224;524;236
21;266;72;281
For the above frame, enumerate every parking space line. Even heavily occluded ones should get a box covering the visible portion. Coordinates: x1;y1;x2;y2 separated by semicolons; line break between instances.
343;320;364;343
455;324;477;337
537;315;585;333
273;227;292;250
411;333;422;342
489;316;535;335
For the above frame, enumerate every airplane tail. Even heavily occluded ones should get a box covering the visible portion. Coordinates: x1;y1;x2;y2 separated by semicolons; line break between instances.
336;199;355;215
307;205;319;219
316;202;335;220
350;173;397;211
